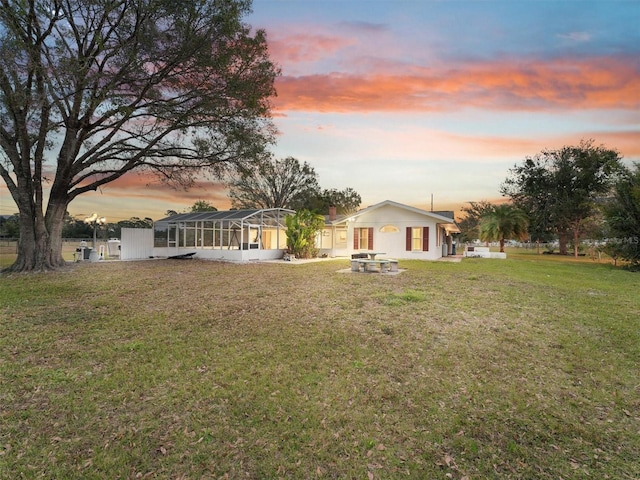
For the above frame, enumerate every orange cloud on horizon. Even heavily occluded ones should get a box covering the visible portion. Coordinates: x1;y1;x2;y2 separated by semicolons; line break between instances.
435;130;640;162
272;56;639;113
0;173;233;221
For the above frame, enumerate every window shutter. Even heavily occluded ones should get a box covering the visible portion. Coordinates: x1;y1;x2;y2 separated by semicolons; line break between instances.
406;227;412;251
353;228;359;250
423;226;430;251
368;227;374;250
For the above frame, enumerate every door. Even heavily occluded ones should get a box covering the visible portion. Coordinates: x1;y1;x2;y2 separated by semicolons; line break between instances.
168;223;179;253
248;225;261;260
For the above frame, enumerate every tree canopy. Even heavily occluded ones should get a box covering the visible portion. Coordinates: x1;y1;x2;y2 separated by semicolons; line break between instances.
190;200;218;212
307;188;362;215
227;156;361;214
228;157;320;210
478;204;529;252
502;140;624;256
0;0;278;271
456;200;495;243
602;163;640;269
0;214;20;238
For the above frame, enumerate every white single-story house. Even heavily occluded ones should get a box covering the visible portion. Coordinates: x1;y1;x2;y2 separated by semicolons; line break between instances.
317;200;460;260
150;208;294;262
120;201;459;262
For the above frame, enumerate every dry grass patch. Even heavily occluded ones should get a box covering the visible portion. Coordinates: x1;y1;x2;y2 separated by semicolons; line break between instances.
1;256;639;479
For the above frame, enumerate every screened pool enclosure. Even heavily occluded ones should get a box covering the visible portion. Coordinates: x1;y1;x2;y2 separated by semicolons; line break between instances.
153;208;294;261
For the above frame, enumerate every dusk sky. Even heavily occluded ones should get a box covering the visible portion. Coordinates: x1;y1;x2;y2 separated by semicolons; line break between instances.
1;0;639;221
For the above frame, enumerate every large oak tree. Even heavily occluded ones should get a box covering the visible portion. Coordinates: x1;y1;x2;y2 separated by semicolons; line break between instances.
0;0;278;271
227;156;362;214
306;187;361;215
228;156;320;210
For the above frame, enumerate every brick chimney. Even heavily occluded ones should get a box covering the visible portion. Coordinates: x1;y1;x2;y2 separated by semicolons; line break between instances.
328;206;337;221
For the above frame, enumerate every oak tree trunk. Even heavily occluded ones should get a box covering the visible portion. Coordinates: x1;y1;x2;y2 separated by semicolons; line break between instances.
558;232;570;255
7;192;68;272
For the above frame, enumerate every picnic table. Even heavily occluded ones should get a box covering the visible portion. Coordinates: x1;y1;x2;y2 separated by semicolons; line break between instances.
351;258;398;273
352;259;390;272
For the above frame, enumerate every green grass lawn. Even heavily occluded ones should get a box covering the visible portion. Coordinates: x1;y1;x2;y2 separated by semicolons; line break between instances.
1;253;638;479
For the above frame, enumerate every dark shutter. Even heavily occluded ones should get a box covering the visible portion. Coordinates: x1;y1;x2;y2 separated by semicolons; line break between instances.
423;226;429;251
368;227;374;250
353;228;359;250
406;227;412;251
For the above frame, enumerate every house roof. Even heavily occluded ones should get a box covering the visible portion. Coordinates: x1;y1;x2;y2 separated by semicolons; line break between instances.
327;200;460;233
322;213;349;223
155;208;295;224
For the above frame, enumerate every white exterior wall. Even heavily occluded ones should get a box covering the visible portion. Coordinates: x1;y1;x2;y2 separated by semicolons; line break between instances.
318;227;349;258
349;204;444;260
154;246;286;262
120;228;154;260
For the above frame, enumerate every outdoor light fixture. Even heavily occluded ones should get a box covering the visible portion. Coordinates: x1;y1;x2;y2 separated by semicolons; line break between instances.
84;213;107;251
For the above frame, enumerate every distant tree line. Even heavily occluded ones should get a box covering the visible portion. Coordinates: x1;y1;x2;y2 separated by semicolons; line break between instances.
457;140;639;269
0;213;153;241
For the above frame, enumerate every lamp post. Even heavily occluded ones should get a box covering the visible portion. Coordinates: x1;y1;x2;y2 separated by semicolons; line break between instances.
84;213;106;261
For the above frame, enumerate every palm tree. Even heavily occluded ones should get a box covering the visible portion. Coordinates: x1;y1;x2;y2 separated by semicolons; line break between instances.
479;204;529;252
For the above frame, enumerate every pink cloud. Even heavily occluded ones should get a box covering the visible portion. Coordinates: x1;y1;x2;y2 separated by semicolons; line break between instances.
65;173;232;220
102;174;229;202
268;32;354;64
272;56;639;113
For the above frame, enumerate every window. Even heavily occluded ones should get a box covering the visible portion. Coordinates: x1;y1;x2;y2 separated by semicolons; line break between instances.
358;228;369;249
380;224;399;233
180;222;196;247
154;223;168;247
406;226;429;251
201;221;214;247
411;227;422;250
353;227;374;250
